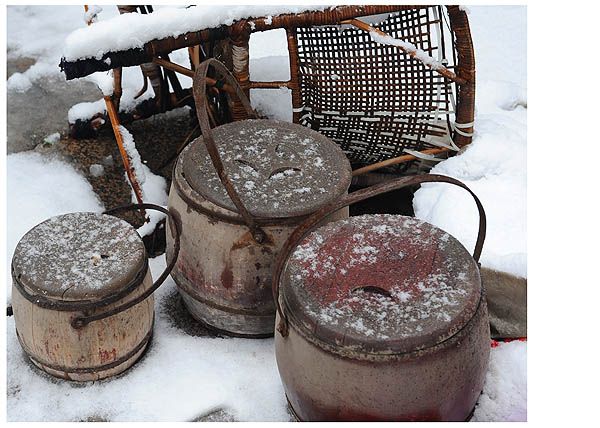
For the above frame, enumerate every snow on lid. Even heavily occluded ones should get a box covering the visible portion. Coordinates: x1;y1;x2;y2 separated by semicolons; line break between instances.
283;214;481;352
12;212;146;301
180;119;351;218
63;5;328;61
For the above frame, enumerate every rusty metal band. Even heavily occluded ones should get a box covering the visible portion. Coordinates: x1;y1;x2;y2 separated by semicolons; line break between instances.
285;393;477;422
12;257;148;313
172;172;312;227
16;317;154;375
193;58;269;244
272;174;487;337
286;395;303;422
189;314;274;339
284;276;483;361
171;269;275;317
70;203;182;329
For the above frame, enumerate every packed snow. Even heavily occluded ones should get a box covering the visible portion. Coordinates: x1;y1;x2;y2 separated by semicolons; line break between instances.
412;6;527;279
62;5;328;61
5;5;527;422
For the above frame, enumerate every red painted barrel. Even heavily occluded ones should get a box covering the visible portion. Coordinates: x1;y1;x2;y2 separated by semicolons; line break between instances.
275;213;490;421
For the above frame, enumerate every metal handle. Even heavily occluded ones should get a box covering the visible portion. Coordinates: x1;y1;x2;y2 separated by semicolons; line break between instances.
71;203;182;329
192;58;268;244
271;174;487;337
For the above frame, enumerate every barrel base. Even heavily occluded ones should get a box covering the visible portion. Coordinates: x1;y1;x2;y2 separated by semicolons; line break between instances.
178;286;275;338
285;393;478;422
16;326;153;382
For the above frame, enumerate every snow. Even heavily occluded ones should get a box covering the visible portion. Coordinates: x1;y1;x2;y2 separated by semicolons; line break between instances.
43;132;60;145
412;6;527;279
473;340;527;421
117;126;169;237
6;6;118;92
6;152;105;301
5;5;528;422
89;164;105;177
83;5;102;25
62;5;329;62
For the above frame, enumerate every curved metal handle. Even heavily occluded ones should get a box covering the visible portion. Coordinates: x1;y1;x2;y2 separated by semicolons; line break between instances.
271;174;486;337
71;203;182;329
192;58;268;244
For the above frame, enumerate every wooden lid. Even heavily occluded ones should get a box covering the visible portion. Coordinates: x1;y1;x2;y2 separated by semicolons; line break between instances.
12;212;147;302
280;214;482;355
181;119;351;218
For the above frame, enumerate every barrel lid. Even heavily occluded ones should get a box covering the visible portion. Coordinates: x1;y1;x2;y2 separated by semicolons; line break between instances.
12;212;147;302
181;119;351;218
280;214;482;355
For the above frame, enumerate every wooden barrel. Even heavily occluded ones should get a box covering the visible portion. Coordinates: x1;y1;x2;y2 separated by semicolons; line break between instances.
166;119;351;337
11;208;179;381
165;59;352;337
272;175;490;421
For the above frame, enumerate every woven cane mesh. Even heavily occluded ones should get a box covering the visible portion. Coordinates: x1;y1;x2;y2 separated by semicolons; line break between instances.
294;7;455;163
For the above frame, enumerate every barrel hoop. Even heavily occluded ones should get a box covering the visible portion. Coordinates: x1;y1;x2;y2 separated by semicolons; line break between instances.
285;392;478;422
15;319;154;375
11;257;148;312
171;269;276;317
282;274;485;361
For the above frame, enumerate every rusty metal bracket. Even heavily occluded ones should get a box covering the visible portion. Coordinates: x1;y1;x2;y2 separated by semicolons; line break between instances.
70;203;181;329
192;58;270;245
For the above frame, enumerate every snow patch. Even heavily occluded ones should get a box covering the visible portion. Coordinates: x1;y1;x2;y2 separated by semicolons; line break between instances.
7;152;105;301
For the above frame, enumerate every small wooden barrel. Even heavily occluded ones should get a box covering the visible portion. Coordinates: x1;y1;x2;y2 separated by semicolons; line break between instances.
272;175;490;421
11;207;180;381
165;59;351;337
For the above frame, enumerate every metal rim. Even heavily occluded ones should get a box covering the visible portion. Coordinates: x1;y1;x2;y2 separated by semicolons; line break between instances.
11;257;148;312
16;316;154;376
282;280;483;361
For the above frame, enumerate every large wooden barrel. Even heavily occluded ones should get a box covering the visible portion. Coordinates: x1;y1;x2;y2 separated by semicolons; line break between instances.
272;175;491;421
11;207;179;381
165;59;352;337
166;119;351;337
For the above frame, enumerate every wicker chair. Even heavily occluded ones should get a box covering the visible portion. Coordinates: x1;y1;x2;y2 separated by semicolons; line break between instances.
61;5;475;179
223;5;475;175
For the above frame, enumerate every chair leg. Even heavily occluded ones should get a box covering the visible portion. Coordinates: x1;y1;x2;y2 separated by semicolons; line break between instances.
103;95;147;219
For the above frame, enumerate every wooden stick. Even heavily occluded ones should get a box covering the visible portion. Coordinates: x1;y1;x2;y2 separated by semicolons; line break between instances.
351;148;450;176
103;96;146;217
83;5;147;221
249;81;292;89
83;5;93;26
342;19;467;85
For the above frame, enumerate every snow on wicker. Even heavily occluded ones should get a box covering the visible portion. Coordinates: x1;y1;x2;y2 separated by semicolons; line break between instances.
62;5;329;61
369;30;443;70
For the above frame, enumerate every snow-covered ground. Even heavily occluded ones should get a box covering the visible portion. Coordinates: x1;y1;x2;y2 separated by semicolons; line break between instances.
5;5;527;422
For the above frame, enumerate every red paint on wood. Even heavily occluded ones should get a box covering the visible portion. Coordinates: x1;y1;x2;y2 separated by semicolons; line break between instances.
99;348;117;364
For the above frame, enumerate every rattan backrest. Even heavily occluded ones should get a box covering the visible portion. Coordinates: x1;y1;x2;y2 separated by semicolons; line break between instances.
284;6;474;164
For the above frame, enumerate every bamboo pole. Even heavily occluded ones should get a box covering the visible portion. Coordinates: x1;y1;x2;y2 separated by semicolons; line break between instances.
83;5;147;219
351;148;450;176
103;96;146;212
